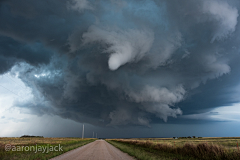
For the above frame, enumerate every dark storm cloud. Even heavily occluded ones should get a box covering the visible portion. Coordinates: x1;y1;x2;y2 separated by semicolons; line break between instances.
0;36;53;74
0;0;95;53
1;0;240;127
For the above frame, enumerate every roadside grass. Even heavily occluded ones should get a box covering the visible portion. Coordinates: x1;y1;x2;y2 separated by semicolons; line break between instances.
127;137;240;152
0;137;95;160
107;140;195;160
108;138;240;160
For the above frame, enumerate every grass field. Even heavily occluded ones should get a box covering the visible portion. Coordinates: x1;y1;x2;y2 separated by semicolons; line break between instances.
0;137;95;160
107;137;240;160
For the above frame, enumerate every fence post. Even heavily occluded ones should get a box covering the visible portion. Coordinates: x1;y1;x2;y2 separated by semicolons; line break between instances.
237;141;239;151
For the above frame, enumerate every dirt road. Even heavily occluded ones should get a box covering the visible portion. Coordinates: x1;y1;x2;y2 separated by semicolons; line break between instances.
50;140;135;160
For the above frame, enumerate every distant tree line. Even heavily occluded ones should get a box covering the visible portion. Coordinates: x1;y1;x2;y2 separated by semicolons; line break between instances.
20;135;44;138
173;136;202;139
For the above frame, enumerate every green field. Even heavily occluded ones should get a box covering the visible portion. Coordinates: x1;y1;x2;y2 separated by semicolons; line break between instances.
0;137;95;160
107;137;240;160
1;136;240;160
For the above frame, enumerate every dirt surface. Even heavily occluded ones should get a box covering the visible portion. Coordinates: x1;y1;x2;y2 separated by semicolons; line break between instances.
50;140;135;160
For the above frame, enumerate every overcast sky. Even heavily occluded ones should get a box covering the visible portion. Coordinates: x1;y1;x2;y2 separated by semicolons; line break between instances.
0;0;240;138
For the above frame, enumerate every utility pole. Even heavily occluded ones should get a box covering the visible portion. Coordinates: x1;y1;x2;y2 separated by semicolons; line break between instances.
96;133;97;139
82;124;84;139
93;132;94;138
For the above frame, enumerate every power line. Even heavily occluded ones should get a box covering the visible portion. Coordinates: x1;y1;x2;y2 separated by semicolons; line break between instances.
0;83;30;101
0;74;24;97
0;84;23;99
0;81;57;133
0;75;31;100
0;75;57;135
5;74;27;90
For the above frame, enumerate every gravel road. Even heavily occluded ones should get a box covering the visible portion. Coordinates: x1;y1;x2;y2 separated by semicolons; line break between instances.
50;139;135;160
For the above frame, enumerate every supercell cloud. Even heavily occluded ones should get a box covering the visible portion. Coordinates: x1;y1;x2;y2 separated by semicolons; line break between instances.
0;0;240;127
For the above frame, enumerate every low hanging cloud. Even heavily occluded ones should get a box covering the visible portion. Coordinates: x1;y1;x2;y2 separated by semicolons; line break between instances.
67;0;93;12
0;0;240;127
82;26;154;70
203;0;239;42
127;85;185;104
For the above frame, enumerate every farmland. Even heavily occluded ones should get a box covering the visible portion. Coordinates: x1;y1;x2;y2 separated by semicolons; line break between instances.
0;137;95;160
1;136;240;160
107;137;240;160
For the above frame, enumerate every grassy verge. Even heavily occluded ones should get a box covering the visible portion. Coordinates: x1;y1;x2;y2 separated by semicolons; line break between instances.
0;138;95;160
127;137;240;152
107;140;195;160
108;139;240;160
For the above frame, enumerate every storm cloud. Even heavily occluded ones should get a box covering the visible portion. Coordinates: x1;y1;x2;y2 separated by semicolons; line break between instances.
1;0;240;127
